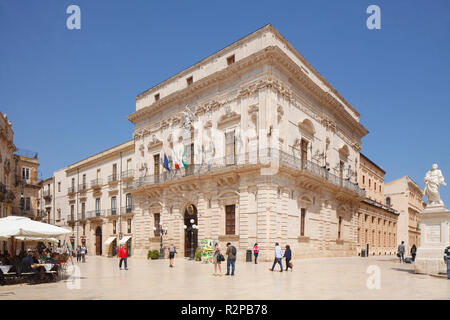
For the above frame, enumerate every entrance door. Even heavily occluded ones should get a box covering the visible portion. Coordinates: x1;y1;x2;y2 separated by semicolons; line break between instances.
184;204;198;257
95;226;102;256
112;239;117;256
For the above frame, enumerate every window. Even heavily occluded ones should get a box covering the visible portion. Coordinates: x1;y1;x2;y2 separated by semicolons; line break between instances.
374;182;377;190
126;193;132;213
95;198;101;215
82;174;86;187
154;93;160;101
21;167;30;180
186;76;193;86
225;131;235;165
154;213;160;236
58;182;61;192
225;205;236;235
83;224;86;236
300;139;308;169
227;54;235;65
96;169;101;180
111;196;117;215
81;203;85;219
113;220;117;234
300;208;306;237
362;175;365;184
112;164;117;180
338;216;342;239
70;205;74;220
386;197;391;206
71;178;75;188
127;219;132;233
369;179;371;188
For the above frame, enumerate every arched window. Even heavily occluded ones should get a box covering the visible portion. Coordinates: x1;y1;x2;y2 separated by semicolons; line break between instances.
386;197;391;207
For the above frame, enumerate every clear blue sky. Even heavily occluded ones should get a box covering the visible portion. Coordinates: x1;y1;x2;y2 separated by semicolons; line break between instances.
0;0;449;203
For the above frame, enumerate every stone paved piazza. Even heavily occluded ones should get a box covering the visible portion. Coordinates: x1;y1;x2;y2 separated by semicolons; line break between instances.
0;256;448;300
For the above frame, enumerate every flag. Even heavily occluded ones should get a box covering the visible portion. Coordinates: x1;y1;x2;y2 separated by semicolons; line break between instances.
163;154;170;172
182;149;188;169
172;149;180;170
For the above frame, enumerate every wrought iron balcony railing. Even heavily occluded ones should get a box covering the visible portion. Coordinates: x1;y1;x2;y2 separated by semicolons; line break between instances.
121;205;134;214
78;183;88;192
106;208;118;216
67;214;75;223
86;209;105;218
125;148;365;197
12;207;36;217
43;190;51;198
91;179;103;189
121;169;134;180
68;186;76;194
108;174;119;183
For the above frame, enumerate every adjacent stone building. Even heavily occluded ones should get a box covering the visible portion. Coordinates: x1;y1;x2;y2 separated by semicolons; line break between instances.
384;176;425;252
357;154;399;256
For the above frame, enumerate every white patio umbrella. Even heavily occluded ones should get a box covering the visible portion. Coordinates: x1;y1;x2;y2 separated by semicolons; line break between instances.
15;236;60;243
0;216;71;255
0;216;71;238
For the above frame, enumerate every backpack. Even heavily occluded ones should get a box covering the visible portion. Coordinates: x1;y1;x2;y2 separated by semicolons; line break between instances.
231;246;236;256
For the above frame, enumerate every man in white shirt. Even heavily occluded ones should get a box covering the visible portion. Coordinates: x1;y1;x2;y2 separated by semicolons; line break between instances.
269;242;283;272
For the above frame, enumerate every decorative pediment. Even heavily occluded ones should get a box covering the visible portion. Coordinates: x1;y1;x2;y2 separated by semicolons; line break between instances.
298;118;315;136
338;144;350;159
147;135;162;150
217;108;240;129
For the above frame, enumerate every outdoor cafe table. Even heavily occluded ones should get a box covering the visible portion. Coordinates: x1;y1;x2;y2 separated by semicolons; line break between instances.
0;265;12;274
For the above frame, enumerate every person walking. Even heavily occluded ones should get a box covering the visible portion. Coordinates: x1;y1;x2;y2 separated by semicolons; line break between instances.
411;244;417;262
284;245;293;271
76;246;81;262
168;244;176;268
444;247;450;280
118;244;128;270
253;243;259;264
397;241;405;263
269;242;283;272
81;245;87;263
213;242;223;276
225;242;236;276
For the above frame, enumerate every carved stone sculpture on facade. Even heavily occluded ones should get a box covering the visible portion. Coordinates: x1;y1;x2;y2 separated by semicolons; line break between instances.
423;164;447;206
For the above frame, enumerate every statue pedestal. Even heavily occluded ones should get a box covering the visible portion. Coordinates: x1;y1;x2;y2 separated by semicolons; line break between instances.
414;205;450;275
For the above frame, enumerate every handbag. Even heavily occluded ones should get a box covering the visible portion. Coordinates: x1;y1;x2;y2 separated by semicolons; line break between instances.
396;252;400;258
217;253;225;262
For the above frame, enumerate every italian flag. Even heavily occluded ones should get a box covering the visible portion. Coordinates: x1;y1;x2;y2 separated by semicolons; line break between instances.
182;150;188;169
172;149;180;170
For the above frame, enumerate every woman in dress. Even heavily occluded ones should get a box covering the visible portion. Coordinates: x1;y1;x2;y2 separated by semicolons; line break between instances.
213;242;223;276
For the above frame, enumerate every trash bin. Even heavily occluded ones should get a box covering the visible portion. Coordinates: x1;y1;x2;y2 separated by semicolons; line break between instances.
361;249;366;257
246;249;252;262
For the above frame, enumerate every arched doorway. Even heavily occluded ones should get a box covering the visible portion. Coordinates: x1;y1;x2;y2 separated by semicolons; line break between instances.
95;226;102;256
184;204;198;258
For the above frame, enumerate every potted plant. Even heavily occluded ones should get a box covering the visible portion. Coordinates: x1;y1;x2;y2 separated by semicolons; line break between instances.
195;247;202;261
147;250;160;260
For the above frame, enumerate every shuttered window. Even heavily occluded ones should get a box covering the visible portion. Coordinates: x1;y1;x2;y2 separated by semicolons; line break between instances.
225;205;235;235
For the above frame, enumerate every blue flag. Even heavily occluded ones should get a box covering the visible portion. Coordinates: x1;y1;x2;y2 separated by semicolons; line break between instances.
163;153;170;172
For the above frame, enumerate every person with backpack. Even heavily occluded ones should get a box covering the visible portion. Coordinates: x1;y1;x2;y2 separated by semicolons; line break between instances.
225;242;236;276
118;244;128;270
269;242;283;272
253;243;259;264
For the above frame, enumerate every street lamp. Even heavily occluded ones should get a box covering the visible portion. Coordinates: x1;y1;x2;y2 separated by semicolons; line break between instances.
184;219;198;260
153;222;168;259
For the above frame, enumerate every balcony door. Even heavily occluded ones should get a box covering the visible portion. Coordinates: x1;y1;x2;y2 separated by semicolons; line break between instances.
225;131;235;165
300;139;308;169
154;154;160;182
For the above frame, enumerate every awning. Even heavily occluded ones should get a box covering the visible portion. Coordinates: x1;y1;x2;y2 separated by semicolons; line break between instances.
16;236;59;243
119;236;131;245
104;237;116;246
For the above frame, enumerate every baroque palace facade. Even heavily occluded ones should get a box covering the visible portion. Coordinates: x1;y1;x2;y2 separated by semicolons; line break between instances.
42;25;401;261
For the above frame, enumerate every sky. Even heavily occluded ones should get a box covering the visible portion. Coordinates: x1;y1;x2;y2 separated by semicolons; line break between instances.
0;0;449;203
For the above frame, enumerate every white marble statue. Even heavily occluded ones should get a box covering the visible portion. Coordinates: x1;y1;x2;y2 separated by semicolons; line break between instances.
423;164;447;206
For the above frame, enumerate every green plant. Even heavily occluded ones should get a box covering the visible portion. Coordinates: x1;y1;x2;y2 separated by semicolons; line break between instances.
147;250;159;259
195;247;202;261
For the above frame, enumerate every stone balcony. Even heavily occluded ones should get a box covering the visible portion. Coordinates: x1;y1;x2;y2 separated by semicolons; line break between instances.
125;148;365;198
